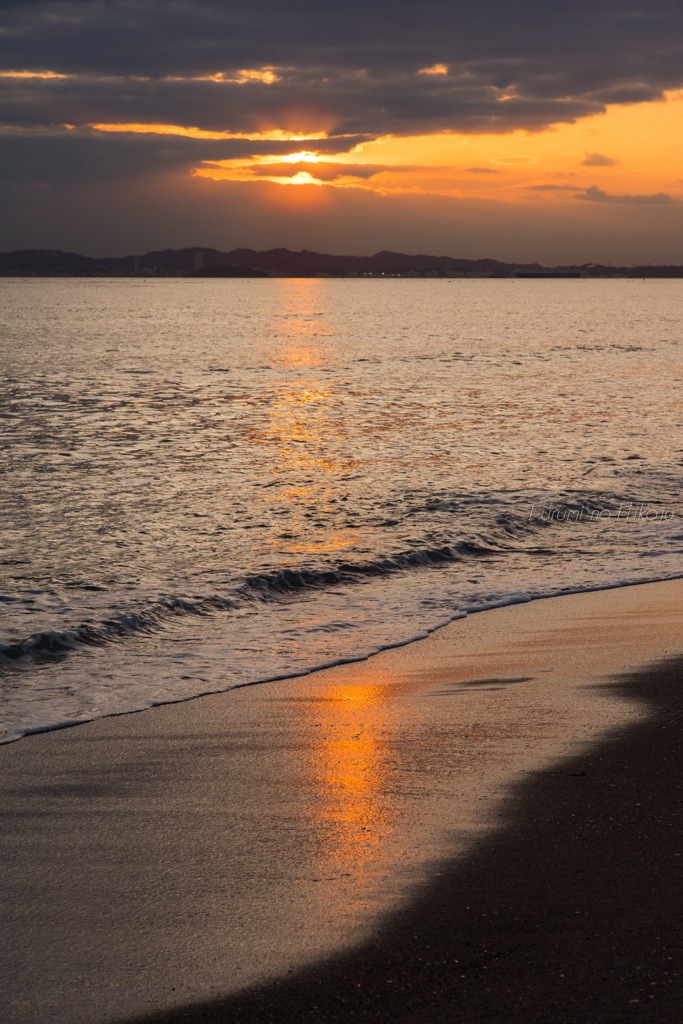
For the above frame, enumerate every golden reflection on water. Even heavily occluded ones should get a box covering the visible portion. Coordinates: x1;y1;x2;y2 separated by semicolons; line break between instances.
268;279;335;370
254;300;364;554
274;345;328;370
269;384;337;454
288;535;355;554
256;381;359;554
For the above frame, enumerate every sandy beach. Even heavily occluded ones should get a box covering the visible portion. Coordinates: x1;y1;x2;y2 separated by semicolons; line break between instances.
2;579;683;1023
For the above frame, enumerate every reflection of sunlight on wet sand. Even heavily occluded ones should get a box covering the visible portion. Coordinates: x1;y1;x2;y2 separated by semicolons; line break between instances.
271;583;671;895
303;680;399;872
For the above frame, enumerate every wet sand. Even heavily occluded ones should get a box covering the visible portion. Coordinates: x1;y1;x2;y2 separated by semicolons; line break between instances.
2;579;683;1023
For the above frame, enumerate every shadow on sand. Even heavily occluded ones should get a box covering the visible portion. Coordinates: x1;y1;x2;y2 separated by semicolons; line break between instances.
121;657;683;1024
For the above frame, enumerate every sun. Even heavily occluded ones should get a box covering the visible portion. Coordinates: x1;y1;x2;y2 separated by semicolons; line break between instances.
282;151;320;163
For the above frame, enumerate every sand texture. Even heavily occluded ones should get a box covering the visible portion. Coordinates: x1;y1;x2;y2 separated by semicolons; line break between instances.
2;579;683;1023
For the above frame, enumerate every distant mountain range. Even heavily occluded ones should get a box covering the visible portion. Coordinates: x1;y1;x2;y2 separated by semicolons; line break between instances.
1;247;682;278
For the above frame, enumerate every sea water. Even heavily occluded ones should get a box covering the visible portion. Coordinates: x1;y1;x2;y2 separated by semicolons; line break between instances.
1;276;682;742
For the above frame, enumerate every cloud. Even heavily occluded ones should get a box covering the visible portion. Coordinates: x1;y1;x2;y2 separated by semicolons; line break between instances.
526;184;578;191
576;185;674;204
203;161;424;182
2;0;683;256
491;156;537;165
0;68;609;140
580;151;618;166
2;0;683;143
0;125;375;185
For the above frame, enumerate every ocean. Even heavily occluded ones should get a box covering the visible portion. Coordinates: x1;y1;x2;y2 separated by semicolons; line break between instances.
1;276;682;743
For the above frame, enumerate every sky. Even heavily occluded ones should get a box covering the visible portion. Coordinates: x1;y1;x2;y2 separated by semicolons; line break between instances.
2;0;683;263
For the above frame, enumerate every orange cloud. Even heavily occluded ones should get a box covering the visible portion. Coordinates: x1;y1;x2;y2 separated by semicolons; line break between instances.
0;70;72;79
195;157;427;186
580;151;618;166
169;68;281;84
491;156;537;165
89;122;332;142
86;90;683;204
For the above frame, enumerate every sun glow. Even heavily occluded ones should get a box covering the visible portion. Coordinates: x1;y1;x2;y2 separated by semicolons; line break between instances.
187;92;683;198
85;91;683;201
286;171;321;185
281;151;321;163
193;160;362;187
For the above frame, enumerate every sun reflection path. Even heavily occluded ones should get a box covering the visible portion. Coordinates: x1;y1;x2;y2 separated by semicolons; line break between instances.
284;680;401;874
249;587;667;967
253;287;364;556
256;380;358;554
314;685;389;865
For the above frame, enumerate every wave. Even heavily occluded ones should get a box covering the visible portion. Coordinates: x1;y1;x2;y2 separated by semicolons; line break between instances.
0;489;673;672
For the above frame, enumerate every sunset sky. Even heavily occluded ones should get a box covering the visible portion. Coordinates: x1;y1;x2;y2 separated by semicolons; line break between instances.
3;1;683;263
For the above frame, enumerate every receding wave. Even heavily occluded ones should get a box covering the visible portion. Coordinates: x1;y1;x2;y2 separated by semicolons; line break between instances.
0;492;675;673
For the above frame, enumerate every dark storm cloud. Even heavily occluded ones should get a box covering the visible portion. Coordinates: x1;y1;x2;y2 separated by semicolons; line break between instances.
2;0;683;139
0;127;240;184
0;67;613;138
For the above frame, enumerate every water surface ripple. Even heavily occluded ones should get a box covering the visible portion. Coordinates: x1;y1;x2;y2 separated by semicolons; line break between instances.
1;278;682;740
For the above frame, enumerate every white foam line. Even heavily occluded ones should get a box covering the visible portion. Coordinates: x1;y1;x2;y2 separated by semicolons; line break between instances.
3;574;683;746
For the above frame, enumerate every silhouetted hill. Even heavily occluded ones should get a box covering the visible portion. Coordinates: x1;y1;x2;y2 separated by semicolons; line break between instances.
213;248;514;275
583;263;683;278
0;250;102;273
189;265;268;278
1;247;682;278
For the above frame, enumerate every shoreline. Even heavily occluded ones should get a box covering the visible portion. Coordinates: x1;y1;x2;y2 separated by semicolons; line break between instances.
2;579;683;1022
129;651;683;1024
4;571;683;748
